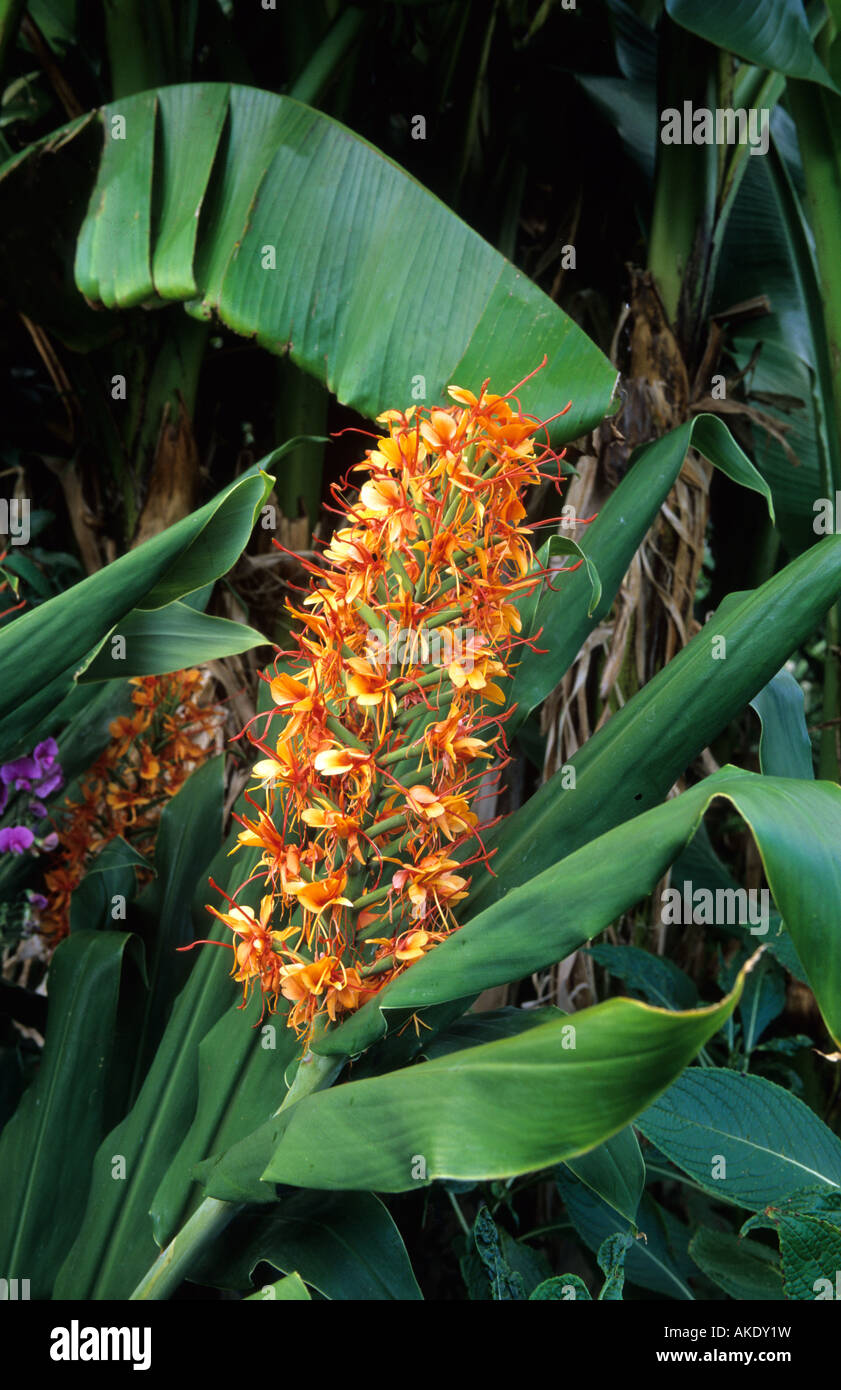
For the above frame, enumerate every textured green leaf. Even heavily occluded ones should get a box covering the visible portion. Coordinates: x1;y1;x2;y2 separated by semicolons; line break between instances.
637;1069;841;1210
472;1205;527;1300
743;1188;841;1300
597;1231;630;1300
530;1274;592;1301
688;1226;785;1300
587;944;698;1010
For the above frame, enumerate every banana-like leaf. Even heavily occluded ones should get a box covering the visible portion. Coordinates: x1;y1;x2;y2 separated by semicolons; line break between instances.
242;970;748;1194
509;414;774;733
0;930;143;1297
665;0;837;89
0;84;617;442
315;768;841;1056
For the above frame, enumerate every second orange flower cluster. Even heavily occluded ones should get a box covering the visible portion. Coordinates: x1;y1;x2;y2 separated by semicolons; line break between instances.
41;669;223;943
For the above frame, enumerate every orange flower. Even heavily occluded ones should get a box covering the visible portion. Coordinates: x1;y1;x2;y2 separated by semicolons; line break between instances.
392;855;469;919
196;371;566;1043
286;870;353;927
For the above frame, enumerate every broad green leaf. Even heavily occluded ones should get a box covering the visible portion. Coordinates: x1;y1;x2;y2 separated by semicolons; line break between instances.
0;930;143;1297
749;668;814;778
666;0;837;89
508;414;773;732
0;464;272;751
78;601;268;682
470;535;841;920
129;755;226;1087
688;1226;785;1300
743;1187;841;1299
149;988;300;1245
192;1191;422;1300
316;768;841;1057
238;974;748;1194
2;86;618;443
54;834;264;1299
563;1125;646;1227
421;1006;564;1059
558;1173;696;1300
636;1069;841;1209
671;823;807;981
69;836;150;934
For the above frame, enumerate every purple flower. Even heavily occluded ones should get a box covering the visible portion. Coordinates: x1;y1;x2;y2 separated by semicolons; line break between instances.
0;825;35;854
28;799;48;819
0;755;37;788
33;739;59;775
38;831;59;852
26;891;48;911
33;769;63;800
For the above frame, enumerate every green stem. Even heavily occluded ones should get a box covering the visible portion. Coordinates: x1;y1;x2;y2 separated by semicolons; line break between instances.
129;1040;346;1300
288;5;366;107
128;1197;238;1302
